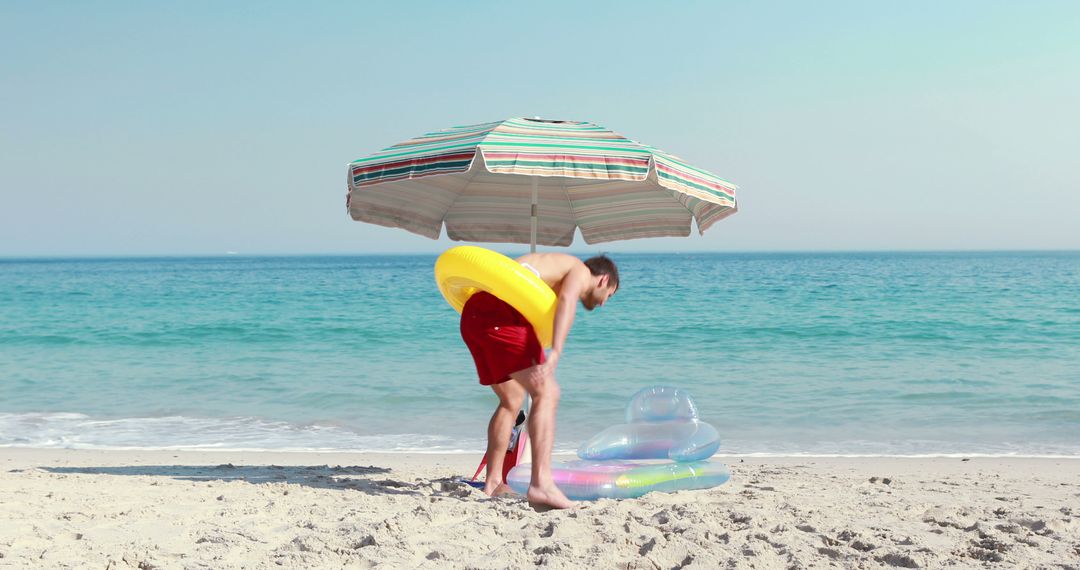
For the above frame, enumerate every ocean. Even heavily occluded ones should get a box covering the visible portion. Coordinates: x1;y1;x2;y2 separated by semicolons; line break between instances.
1;252;1078;457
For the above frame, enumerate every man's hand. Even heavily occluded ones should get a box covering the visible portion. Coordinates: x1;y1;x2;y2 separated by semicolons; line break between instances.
541;349;560;377
521;349;559;388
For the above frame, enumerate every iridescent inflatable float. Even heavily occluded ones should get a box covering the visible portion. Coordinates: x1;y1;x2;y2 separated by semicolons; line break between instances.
507;386;730;500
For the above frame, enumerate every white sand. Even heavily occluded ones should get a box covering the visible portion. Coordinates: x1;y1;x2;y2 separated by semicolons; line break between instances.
1;449;1078;568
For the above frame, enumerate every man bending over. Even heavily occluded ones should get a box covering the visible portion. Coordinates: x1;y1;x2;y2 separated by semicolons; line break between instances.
460;253;619;510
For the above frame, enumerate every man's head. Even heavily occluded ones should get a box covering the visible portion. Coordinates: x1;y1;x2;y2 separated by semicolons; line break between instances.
582;255;619;311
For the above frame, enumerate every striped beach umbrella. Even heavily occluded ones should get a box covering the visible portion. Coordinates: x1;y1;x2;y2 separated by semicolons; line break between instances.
346;118;737;250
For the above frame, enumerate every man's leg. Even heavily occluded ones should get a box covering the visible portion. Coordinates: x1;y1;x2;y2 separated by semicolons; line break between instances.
509;365;572;509
482;379;526;496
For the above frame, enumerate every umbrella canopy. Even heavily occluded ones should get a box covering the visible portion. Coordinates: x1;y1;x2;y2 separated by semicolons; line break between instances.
346;118;737;247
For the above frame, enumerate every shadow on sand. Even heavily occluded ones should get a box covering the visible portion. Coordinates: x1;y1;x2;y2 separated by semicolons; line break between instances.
41;463;478;498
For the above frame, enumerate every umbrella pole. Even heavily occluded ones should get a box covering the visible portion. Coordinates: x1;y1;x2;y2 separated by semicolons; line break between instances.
480;179;541;480
529;178;538;254
520;177;539;466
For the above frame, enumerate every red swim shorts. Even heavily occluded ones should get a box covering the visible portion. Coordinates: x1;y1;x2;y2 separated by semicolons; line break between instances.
460;291;546;386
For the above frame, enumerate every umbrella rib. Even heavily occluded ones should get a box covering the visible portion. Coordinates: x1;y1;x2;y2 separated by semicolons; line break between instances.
574;159;700;244
560;180;579;239
579;177;696;212
440;156;486;240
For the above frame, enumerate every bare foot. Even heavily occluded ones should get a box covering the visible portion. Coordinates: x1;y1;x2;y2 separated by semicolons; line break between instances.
482;482;513;497
526;484;573;510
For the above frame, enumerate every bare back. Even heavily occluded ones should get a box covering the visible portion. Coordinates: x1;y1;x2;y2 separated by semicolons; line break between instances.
515;253;588;297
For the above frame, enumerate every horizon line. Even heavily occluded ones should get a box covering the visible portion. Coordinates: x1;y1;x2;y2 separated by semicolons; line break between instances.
2;248;1079;261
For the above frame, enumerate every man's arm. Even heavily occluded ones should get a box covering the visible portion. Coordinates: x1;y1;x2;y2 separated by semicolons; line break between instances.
547;264;589;365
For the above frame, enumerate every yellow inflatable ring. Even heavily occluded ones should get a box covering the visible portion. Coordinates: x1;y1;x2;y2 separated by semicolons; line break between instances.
435;246;557;348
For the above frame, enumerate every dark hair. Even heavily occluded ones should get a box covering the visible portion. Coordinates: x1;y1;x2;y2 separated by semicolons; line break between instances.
584;255;619;291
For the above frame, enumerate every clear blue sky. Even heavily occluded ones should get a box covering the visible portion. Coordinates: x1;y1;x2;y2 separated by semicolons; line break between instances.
2;1;1078;256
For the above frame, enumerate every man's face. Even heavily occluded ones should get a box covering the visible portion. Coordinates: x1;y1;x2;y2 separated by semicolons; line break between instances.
582;282;617;311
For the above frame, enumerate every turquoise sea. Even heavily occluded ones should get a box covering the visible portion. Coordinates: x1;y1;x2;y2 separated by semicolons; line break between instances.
1;252;1078;456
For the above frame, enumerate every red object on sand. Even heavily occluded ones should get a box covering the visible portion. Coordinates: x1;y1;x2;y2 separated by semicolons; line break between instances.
471;430;529;483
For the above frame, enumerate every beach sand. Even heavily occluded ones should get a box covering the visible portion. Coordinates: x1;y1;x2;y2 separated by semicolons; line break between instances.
1;449;1078;569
